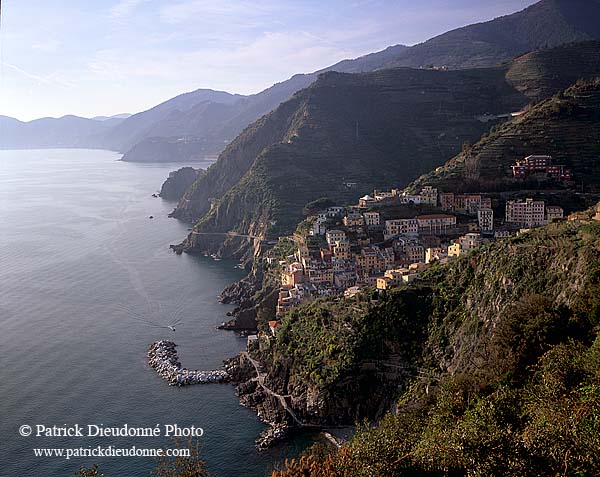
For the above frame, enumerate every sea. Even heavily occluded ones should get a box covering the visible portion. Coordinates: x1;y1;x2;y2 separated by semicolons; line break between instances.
0;149;311;477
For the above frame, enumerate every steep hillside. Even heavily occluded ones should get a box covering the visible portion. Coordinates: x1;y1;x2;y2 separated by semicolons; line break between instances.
264;211;600;476
410;78;600;193
175;67;528;254
6;0;600;159
120;75;318;162
384;0;600;69
507;40;600;101
118;48;418;162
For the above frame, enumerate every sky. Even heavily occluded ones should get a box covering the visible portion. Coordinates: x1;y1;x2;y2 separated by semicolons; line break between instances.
0;0;538;121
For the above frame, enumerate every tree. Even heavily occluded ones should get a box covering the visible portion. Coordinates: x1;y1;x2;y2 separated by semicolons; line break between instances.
151;438;210;477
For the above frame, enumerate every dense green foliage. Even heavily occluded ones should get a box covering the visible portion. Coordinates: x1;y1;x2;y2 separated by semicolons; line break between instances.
271;214;600;476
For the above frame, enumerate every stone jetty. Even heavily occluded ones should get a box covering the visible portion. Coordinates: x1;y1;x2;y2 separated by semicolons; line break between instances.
148;341;230;386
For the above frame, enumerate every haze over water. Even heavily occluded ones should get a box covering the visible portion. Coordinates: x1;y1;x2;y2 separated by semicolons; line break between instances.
0;149;300;476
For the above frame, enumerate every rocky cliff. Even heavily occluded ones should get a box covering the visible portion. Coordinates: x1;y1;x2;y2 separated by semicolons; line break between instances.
159;167;204;201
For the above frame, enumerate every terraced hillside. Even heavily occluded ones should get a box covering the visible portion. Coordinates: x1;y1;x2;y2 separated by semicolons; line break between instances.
410;79;600;193
507;40;600;101
174;67;528;254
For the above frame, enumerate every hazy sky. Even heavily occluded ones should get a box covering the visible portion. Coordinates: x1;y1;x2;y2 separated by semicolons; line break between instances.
0;0;537;121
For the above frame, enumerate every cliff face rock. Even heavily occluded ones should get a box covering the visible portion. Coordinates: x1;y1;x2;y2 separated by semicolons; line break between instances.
411;78;600;193
176;66;528;256
159;167;204;201
219;263;279;331
170;95;305;224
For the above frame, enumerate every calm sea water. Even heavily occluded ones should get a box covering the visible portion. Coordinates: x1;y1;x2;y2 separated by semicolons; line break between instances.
0;149;308;477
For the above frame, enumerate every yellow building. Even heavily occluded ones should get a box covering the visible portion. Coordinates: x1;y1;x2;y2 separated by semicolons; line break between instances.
448;242;461;257
332;240;350;260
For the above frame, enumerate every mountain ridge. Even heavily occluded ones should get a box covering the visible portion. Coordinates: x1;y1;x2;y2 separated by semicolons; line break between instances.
5;0;600;159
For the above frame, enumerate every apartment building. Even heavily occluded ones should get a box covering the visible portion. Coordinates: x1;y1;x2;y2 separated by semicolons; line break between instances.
505;199;546;227
384;218;419;239
477;208;494;233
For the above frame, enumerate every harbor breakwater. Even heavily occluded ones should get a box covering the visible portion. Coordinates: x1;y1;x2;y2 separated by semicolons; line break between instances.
148;341;230;386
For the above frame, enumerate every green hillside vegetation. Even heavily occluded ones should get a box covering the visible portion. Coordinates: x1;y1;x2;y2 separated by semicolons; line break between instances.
270;207;600;476
177;67;527;254
410;78;600;193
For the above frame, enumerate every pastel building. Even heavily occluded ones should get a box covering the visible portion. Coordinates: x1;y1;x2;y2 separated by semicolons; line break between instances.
416;214;457;234
326;230;347;247
363;212;380;226
505;199;546;227
384;219;419;239
477;208;494;232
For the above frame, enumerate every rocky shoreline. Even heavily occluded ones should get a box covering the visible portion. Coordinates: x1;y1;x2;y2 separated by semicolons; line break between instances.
225;354;295;450
159;167;204;201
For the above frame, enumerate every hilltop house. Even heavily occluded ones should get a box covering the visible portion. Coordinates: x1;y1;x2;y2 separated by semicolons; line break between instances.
511;155;572;181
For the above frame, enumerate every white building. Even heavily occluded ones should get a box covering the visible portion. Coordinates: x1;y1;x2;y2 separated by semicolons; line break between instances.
310;217;327;236
477;208;494;233
359;195;376;207
400;194;422;205
505;199;546;227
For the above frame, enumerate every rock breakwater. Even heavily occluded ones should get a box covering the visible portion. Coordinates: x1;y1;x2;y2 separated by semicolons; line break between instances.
148;341;229;386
